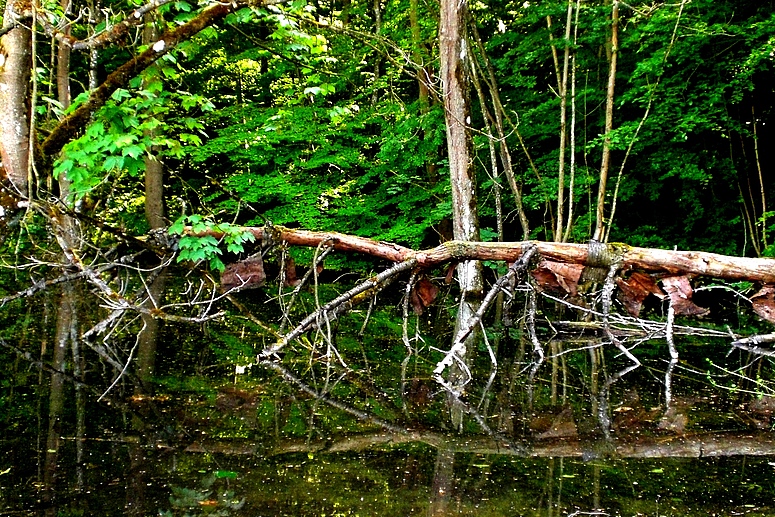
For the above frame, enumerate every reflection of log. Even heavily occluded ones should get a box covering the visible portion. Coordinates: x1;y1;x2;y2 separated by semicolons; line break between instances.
199;226;775;283
183;431;775;458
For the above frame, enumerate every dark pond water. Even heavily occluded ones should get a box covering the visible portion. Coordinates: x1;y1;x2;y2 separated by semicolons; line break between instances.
3;437;775;516
3;332;775;516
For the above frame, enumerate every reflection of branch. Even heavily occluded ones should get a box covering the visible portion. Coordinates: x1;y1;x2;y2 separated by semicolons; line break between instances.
526;286;544;410
259;258;417;358
0;338;134;410
260;360;409;434
400;272;418;416
434;377;529;455
730;342;775;358
226;294;282;339
664;355;678;408
0;270;89;305
732;333;775;347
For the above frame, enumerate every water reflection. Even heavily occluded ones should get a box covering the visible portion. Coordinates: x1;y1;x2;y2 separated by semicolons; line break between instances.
3;329;775;516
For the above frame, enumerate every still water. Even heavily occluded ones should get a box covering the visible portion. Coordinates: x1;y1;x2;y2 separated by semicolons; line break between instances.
2;335;775;516
3;435;775;515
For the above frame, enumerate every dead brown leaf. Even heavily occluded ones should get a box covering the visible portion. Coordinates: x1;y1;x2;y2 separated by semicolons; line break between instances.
221;254;266;292
661;276;709;317
616;271;664;317
411;277;439;315
751;285;775;323
283;256;300;287
531;259;584;296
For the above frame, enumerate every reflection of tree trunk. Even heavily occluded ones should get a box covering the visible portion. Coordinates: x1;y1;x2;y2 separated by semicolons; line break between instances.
44;30;81;507
55;6;88;491
43;282;76;510
543;457;555;516
126;437;147;516
592;463;601;510
428;447;455;517
550;341;558;405
136;274;167;393
440;0;483;430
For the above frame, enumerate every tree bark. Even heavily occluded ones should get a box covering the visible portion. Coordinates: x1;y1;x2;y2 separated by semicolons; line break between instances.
207;226;775;284
0;9;32;196
594;0;619;241
554;0;574;242
439;0;483;430
136;15;168;395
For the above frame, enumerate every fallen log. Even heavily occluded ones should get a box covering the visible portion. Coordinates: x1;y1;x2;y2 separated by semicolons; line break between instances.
197;225;775;284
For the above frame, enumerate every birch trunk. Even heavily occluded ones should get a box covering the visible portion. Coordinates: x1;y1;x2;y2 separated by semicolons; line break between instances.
0;7;32;196
439;0;483;430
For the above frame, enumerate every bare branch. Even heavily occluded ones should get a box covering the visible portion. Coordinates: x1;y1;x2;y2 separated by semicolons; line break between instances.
434;245;537;380
259;258;417;359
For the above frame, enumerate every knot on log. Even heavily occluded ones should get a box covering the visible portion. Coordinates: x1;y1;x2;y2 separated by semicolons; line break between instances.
583;240;628;284
587;239;612;268
444;240;475;260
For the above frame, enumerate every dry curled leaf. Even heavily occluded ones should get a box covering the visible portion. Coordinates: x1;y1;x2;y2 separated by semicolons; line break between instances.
661;275;709;317
282;256;300;287
751;285;775;323
531;259;584;296
616;271;664;317
410;277;439;315
221;254;266;292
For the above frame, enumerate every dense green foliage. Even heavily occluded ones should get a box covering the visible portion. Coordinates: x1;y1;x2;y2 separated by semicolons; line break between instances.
94;0;765;258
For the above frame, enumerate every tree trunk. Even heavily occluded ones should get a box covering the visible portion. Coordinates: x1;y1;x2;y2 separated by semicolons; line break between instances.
439;0;483;430
409;0;439;185
594;0;618;241
554;0;574;242
136;14;168;395
0;8;32;196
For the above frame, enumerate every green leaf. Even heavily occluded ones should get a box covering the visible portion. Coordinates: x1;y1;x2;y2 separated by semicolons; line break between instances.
122;145;145;159
111;88;131;101
103;155;124;171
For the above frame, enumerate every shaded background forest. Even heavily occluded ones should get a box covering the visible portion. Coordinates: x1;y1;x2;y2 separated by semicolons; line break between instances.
15;0;770;256
87;0;775;255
